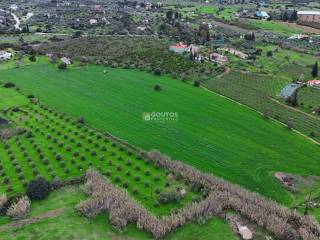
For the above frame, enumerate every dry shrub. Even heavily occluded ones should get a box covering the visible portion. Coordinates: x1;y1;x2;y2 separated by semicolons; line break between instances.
77;169;226;238
6;196;31;220
77;154;320;240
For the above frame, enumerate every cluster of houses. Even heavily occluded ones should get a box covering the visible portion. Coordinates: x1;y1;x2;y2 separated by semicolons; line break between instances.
169;43;204;62
237;6;320;25
169;43;248;65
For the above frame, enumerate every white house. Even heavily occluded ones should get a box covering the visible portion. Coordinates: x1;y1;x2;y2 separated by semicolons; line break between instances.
89;19;98;25
61;57;71;65
0;51;12;60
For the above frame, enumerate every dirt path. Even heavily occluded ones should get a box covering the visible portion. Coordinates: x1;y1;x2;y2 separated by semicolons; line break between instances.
0;208;64;232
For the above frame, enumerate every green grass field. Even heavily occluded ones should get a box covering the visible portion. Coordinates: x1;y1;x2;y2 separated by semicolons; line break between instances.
200;6;237;21
0;87;28;110
205;70;320;142
215;45;320;141
1;62;320;206
0;185;236;240
247;20;302;35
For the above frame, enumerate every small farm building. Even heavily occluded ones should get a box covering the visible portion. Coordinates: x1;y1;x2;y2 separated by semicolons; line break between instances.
298;11;320;23
307;80;320;89
0;51;12;61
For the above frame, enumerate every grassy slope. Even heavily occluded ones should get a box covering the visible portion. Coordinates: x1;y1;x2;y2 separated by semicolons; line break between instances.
0;186;235;240
0;87;28;110
1;63;320;206
248;20;301;35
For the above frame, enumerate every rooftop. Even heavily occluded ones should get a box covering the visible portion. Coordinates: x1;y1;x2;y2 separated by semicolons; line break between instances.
298;11;320;15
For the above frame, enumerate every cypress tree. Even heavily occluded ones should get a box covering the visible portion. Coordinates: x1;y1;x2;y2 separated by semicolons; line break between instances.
312;62;318;78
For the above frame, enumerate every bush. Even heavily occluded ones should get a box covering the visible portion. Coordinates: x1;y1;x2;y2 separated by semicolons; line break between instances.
3;82;15;88
114;176;121;183
26;177;51;200
6;196;31;219
58;62;67;70
77;117;85;124
126;160;132;166
158;190;181;204
154;68;162;75
123;181;129;188
29;55;36;62
154;84;161;91
51;177;62;190
116;165;122;171
133;188;139;194
134;176;140;181
193;80;201;87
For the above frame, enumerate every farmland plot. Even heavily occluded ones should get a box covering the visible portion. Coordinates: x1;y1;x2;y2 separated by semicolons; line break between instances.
1;63;320;206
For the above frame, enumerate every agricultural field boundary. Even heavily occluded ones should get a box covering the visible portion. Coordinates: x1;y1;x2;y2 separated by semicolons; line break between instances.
201;86;320;145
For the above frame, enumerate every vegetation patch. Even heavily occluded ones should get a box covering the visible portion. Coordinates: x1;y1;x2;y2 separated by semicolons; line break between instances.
0;88;28;110
0;65;320;206
0;102;198;216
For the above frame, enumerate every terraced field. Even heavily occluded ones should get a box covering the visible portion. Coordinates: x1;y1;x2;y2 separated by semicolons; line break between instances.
1;62;320;206
0;101;199;216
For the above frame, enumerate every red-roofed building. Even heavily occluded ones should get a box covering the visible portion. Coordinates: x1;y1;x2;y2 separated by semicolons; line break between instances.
308;80;320;89
169;43;189;54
